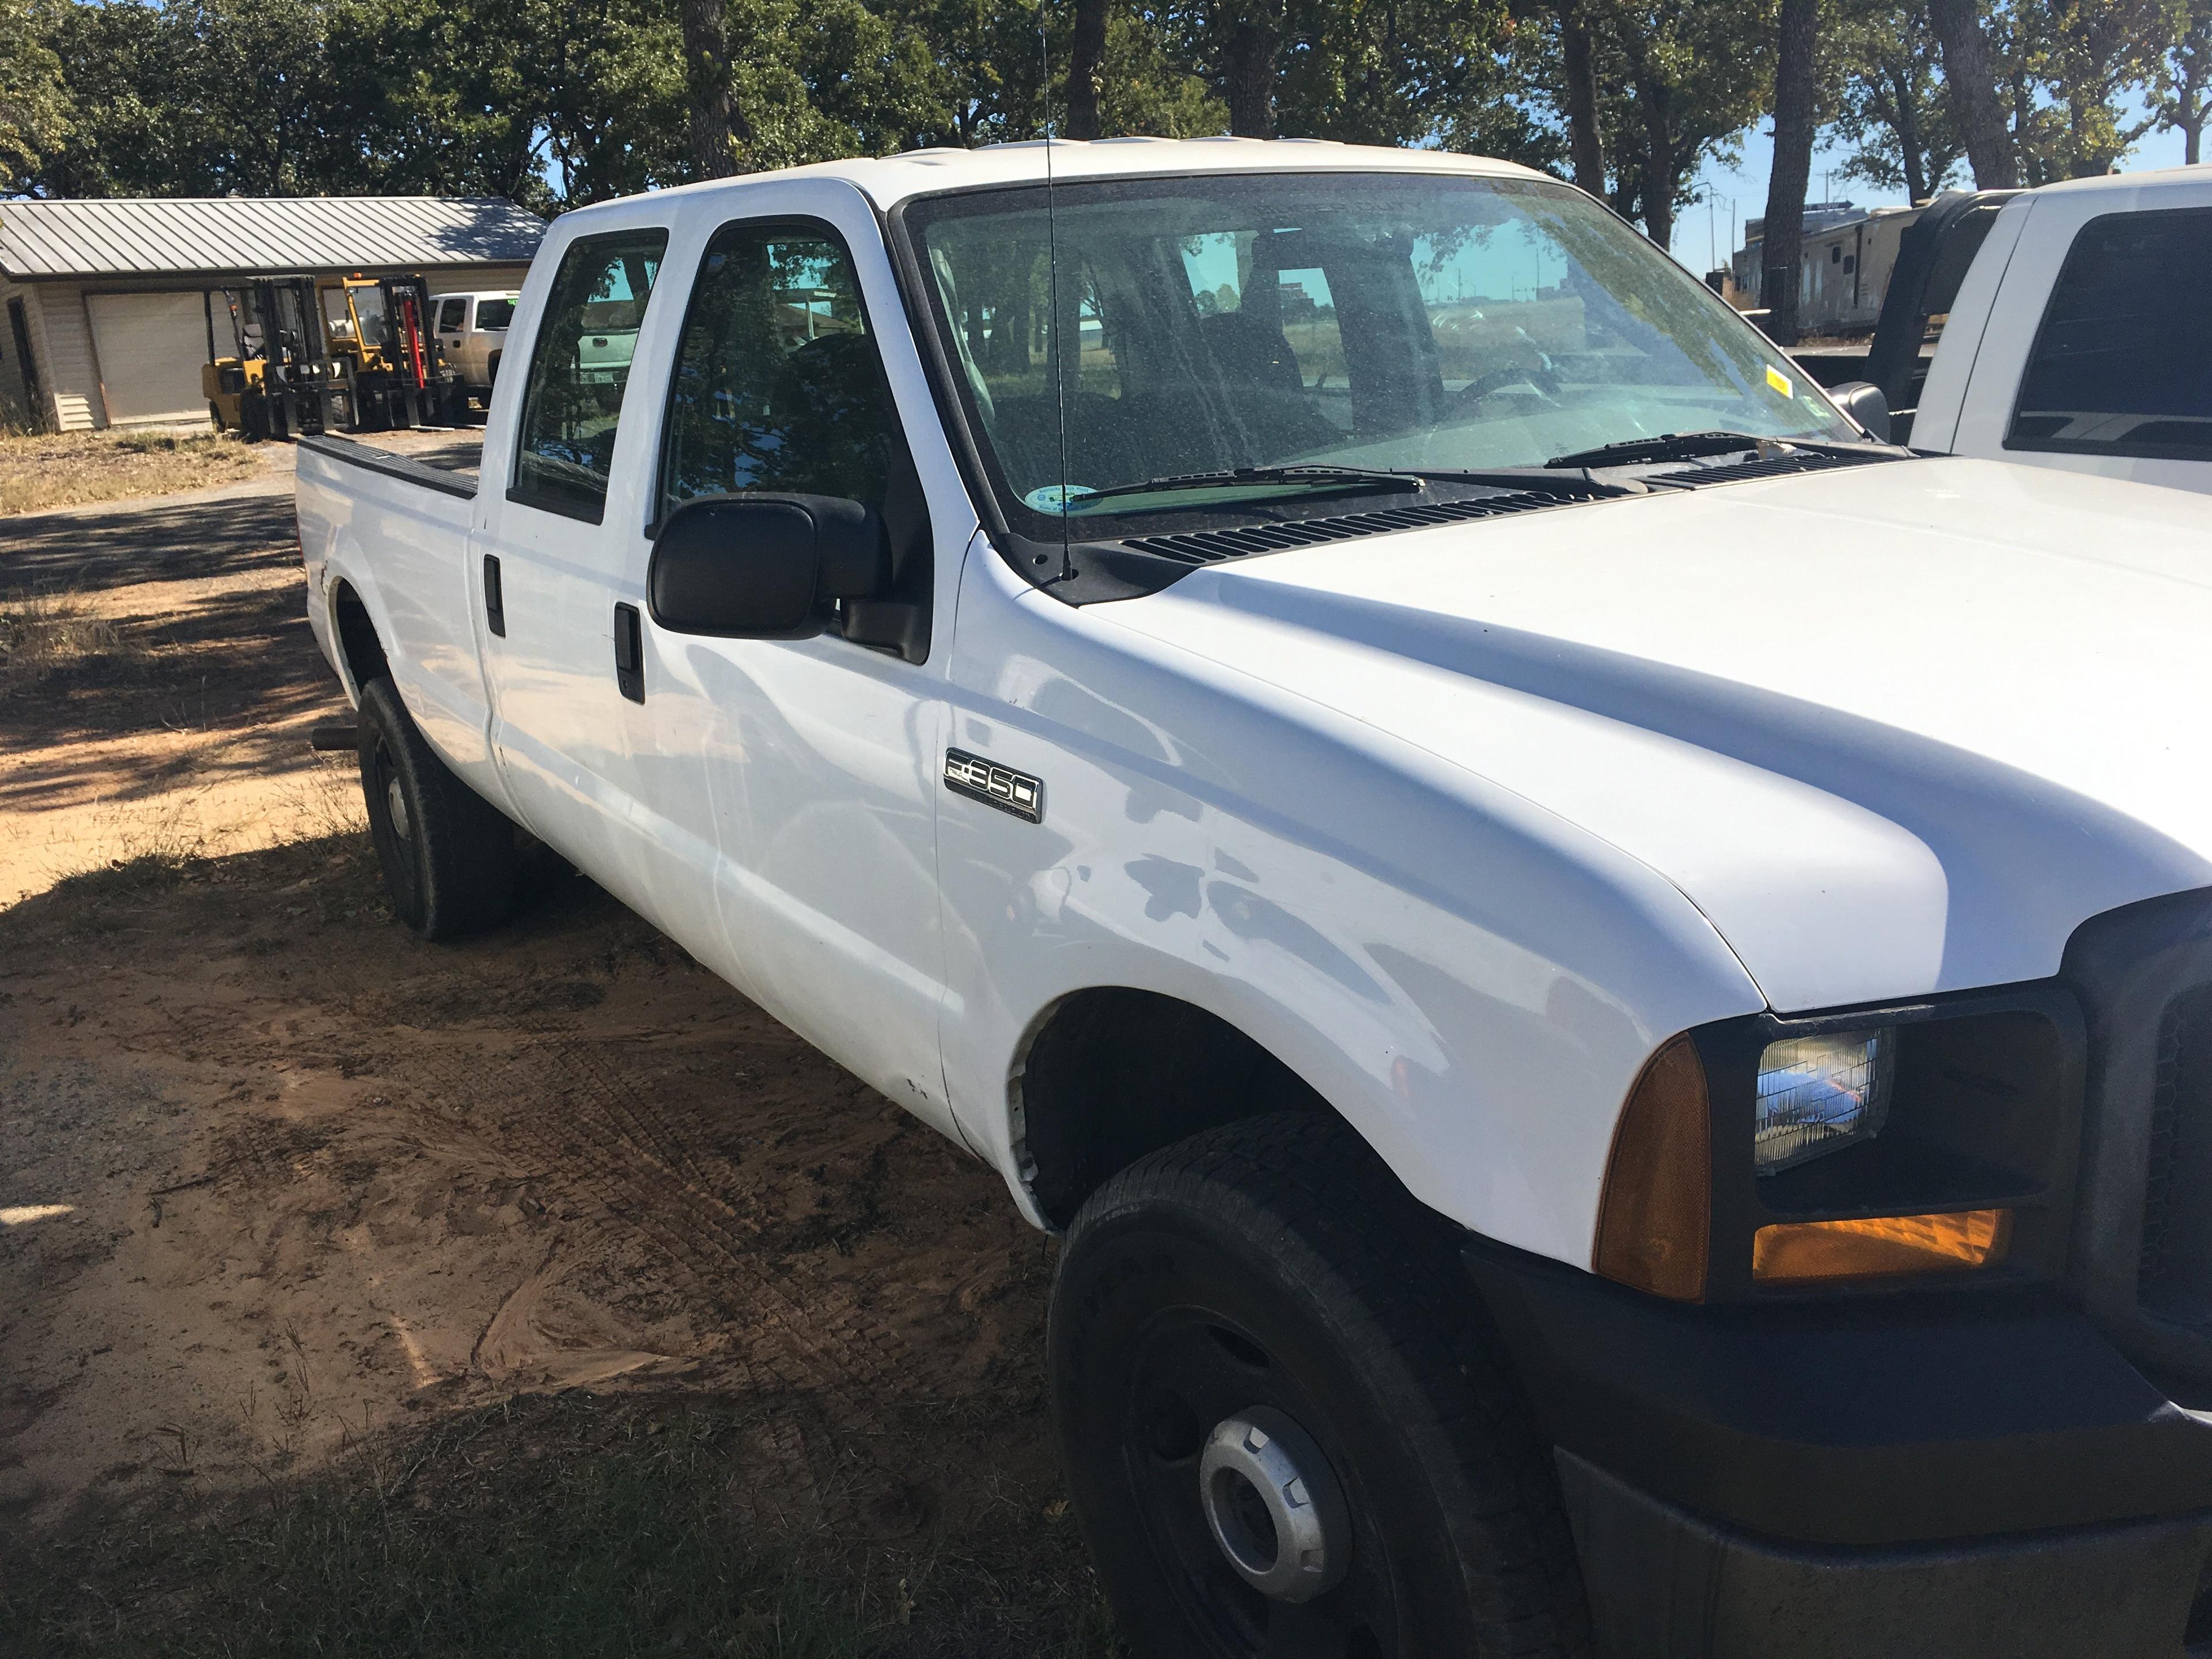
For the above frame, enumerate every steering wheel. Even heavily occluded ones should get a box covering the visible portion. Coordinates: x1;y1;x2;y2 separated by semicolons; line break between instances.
1457;359;1563;407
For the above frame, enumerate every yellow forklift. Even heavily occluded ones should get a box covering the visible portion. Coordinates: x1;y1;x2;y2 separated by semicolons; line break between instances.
314;274;465;429
203;273;463;440
202;278;348;440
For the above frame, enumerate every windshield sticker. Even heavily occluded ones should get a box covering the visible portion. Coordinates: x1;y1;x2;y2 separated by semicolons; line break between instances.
1765;365;1795;398
1023;484;1097;513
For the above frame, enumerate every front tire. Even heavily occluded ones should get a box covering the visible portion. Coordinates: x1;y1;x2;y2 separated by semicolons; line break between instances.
357;676;518;940
1050;1113;1590;1659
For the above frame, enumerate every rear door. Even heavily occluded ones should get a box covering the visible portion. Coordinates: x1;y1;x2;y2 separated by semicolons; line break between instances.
473;218;676;906
435;297;469;374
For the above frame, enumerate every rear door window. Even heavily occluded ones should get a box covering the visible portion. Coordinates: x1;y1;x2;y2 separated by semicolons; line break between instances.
2008;207;2212;461
476;298;516;331
512;229;668;521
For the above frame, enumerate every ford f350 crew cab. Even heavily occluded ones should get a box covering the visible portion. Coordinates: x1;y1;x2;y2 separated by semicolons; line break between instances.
295;139;2212;1659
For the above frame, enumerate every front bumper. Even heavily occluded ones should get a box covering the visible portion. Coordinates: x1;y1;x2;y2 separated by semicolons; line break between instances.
1467;1241;2212;1658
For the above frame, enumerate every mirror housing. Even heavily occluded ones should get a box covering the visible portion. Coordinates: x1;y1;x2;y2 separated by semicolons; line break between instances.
648;494;888;638
1829;380;1892;444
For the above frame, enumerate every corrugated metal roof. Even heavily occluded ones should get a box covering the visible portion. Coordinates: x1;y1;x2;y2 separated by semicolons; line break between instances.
0;196;546;280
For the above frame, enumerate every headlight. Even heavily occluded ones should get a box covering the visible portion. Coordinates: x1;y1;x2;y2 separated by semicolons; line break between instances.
1754;1029;1894;1175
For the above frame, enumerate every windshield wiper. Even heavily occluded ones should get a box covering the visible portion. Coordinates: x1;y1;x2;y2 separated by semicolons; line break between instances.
1417;467;1647;498
1069;465;1424;504
1544;430;1895;469
1069;463;1645;507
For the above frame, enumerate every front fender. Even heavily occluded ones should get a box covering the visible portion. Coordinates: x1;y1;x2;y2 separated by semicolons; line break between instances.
937;554;1766;1268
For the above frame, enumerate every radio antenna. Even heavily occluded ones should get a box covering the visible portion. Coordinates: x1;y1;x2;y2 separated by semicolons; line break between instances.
1040;0;1076;585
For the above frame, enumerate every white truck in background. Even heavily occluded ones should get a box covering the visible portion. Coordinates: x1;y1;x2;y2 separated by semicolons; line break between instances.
297;140;2212;1659
1795;166;2212;495
429;290;520;409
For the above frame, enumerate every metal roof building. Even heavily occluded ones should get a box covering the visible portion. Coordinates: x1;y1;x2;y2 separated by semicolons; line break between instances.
0;196;544;431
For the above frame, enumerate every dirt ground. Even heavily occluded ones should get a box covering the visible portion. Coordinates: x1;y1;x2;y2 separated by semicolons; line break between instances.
0;434;1100;1652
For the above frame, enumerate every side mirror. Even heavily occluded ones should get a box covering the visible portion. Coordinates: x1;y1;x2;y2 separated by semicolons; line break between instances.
648;494;888;639
1829;380;1892;444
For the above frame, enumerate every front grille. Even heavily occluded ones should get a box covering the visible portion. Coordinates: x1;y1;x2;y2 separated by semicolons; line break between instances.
2057;888;2212;1386
2140;983;2212;1323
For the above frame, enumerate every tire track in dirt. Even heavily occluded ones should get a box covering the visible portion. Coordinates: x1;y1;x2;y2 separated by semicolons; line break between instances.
413;1020;916;1396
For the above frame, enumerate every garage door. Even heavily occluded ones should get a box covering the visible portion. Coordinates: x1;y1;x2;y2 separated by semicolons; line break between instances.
85;291;210;426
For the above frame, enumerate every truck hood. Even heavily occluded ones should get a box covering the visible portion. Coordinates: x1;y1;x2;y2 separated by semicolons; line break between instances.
1109;457;2212;1012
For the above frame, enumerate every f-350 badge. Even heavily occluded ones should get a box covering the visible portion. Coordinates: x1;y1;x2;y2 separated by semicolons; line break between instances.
944;749;1043;824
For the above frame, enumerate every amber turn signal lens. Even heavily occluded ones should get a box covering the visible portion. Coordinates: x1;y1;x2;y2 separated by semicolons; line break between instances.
1594;1036;1711;1302
1753;1209;2013;1285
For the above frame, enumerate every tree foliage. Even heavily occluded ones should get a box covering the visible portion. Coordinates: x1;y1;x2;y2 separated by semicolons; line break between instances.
0;0;2196;244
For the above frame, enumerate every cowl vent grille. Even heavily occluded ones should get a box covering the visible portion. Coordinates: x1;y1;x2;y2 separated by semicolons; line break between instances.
1657;450;1898;487
1123;490;1570;567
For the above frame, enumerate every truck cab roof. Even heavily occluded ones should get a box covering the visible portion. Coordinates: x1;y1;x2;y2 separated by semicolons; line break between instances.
562;137;1554;217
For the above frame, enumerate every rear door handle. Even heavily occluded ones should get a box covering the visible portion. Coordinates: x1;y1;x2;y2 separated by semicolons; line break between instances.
482;554;505;637
613;602;644;703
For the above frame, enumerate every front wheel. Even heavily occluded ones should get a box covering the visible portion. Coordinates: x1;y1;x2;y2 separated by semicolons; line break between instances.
357;676;518;940
1050;1113;1590;1659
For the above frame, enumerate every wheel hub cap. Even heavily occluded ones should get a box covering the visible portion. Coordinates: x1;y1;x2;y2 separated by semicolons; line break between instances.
385;775;412;843
1198;1406;1350;1602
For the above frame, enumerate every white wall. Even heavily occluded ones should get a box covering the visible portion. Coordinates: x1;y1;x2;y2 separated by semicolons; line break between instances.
24;283;103;431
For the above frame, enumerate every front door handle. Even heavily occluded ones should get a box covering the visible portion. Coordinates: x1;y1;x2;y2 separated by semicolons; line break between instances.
613;602;644;703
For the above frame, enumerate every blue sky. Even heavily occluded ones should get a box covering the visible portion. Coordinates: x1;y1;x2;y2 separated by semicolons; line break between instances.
1674;100;2197;269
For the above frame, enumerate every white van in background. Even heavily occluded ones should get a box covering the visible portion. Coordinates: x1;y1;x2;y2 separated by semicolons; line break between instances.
428;290;519;407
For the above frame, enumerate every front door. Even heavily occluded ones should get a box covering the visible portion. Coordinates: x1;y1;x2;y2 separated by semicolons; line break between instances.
623;205;959;1134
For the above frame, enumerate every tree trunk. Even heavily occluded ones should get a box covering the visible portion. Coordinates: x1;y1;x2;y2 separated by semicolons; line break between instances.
1760;0;1817;345
1559;2;1607;194
683;0;739;180
1885;59;1930;202
1927;0;2018;188
1067;0;1108;139
1635;70;1675;248
2183;38;2207;165
1223;4;1281;137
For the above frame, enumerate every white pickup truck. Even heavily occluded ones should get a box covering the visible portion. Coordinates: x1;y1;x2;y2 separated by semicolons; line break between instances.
1797;166;2212;496
296;140;2212;1659
429;289;520;404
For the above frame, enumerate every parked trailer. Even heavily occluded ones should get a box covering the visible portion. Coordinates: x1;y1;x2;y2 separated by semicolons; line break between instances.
1733;203;1921;338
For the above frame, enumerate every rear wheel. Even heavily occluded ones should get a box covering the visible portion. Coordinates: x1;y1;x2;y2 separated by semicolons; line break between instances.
1050;1113;1590;1659
357;676;517;940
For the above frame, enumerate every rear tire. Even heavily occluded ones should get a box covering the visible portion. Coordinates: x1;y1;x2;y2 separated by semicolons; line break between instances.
357;676;517;940
1050;1112;1591;1659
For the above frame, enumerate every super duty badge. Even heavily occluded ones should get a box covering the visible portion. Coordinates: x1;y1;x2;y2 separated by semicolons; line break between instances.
944;749;1043;823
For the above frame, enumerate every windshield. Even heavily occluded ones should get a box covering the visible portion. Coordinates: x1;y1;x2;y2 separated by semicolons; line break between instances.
905;172;1857;531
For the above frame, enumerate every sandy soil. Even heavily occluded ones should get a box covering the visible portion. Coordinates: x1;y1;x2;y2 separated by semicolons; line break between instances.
0;442;1060;1554
0;428;481;904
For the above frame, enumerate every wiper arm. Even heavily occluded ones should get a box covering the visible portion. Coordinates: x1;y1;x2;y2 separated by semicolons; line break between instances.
1544;430;1899;468
1071;465;1424;504
1071;463;1646;507
1417;467;1648;498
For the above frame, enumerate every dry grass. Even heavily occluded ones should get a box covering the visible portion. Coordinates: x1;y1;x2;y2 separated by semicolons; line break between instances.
0;428;264;517
0;584;125;687
0;1385;1120;1659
